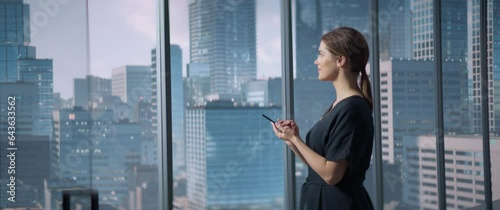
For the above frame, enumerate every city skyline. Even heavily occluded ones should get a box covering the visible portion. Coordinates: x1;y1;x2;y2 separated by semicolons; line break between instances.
1;0;500;209
27;0;282;99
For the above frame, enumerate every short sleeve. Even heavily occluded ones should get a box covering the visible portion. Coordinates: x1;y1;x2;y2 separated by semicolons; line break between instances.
324;108;358;162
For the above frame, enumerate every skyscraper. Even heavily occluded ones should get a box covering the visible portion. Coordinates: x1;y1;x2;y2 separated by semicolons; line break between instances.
402;135;500;209
295;0;371;79
380;59;466;164
18;58;54;136
170;45;185;172
0;135;51;208
380;0;412;60
185;101;283;210
54;107;141;208
74;75;112;109
295;0;322;79
0;0;54;137
151;48;158;135
241;78;281;107
184;63;210;106
189;0;256;97
112;65;151;106
411;0;468;60
128;165;159;210
469;0;500;134
0;0;36;83
151;46;185;172
0;82;38;136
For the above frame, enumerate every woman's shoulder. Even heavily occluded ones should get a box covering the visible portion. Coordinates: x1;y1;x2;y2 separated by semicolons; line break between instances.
336;95;370;111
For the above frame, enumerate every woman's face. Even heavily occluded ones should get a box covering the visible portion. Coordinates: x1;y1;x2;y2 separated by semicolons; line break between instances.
314;41;340;81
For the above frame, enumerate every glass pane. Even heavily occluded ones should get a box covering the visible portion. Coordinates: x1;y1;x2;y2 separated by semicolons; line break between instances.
294;0;374;209
0;0;91;209
441;0;488;209
378;0;438;209
171;0;284;209
0;0;162;209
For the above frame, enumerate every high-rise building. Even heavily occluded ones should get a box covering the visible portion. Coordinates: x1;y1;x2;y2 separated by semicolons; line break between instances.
74;75;112;109
18;58;54;136
411;0;468;60
241;78;281;107
112;65;151;106
184;63;210;106
74;78;88;107
93;120;142;208
0;0;36;83
141;138;157;165
402;135;500;209
170;45;185;172
189;0;256;97
128;165;159;210
295;0;371;79
0;135;51;208
53;107;95;185
151;48;158;137
152;46;185;172
380;0;412;60
380;59;467;164
53;107;142;208
469;0;500;134
0;82;39;135
185;101;283;210
295;0;322;79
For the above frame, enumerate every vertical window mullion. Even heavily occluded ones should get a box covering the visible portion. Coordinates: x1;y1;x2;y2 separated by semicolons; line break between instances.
432;0;446;209
480;0;493;209
281;0;296;209
160;0;173;209
370;0;384;210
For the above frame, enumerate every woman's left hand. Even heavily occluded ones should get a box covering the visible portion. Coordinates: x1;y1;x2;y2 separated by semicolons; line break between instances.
271;119;297;141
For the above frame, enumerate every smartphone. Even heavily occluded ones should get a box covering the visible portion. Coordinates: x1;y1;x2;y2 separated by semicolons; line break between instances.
261;114;276;123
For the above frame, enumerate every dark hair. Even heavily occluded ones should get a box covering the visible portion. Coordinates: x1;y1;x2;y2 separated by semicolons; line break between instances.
321;27;373;111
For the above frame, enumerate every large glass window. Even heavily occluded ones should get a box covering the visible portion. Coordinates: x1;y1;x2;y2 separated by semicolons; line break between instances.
0;0;162;209
441;0;487;209
2;0;499;209
376;1;440;209
170;0;284;209
293;0;374;208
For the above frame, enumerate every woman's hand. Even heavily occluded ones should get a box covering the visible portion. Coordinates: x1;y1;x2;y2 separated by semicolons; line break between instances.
271;119;300;141
280;119;300;136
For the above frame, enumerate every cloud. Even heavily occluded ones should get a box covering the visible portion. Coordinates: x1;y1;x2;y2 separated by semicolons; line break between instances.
117;0;157;42
258;46;274;63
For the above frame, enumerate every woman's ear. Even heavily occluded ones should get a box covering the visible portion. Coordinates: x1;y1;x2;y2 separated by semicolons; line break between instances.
337;55;346;67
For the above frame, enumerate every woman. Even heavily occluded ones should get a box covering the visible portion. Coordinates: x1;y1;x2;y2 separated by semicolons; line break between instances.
272;27;374;210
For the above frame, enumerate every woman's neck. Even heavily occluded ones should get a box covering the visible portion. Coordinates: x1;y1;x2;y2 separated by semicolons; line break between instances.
333;73;361;101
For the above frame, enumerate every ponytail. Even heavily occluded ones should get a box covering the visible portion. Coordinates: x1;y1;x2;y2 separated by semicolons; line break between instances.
360;69;373;111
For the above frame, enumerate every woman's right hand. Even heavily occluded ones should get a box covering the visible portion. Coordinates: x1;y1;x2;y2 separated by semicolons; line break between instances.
278;119;300;136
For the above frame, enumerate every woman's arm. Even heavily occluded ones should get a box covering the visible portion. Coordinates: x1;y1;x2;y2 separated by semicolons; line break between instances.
272;121;347;186
290;135;347;186
285;141;308;166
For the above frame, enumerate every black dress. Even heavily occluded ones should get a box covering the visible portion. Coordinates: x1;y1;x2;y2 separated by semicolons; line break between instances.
300;95;374;210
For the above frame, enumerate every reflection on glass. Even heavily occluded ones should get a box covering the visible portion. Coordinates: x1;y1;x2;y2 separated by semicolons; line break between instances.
173;0;284;209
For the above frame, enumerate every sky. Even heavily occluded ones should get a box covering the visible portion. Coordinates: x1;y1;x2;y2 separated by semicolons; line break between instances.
26;0;282;99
